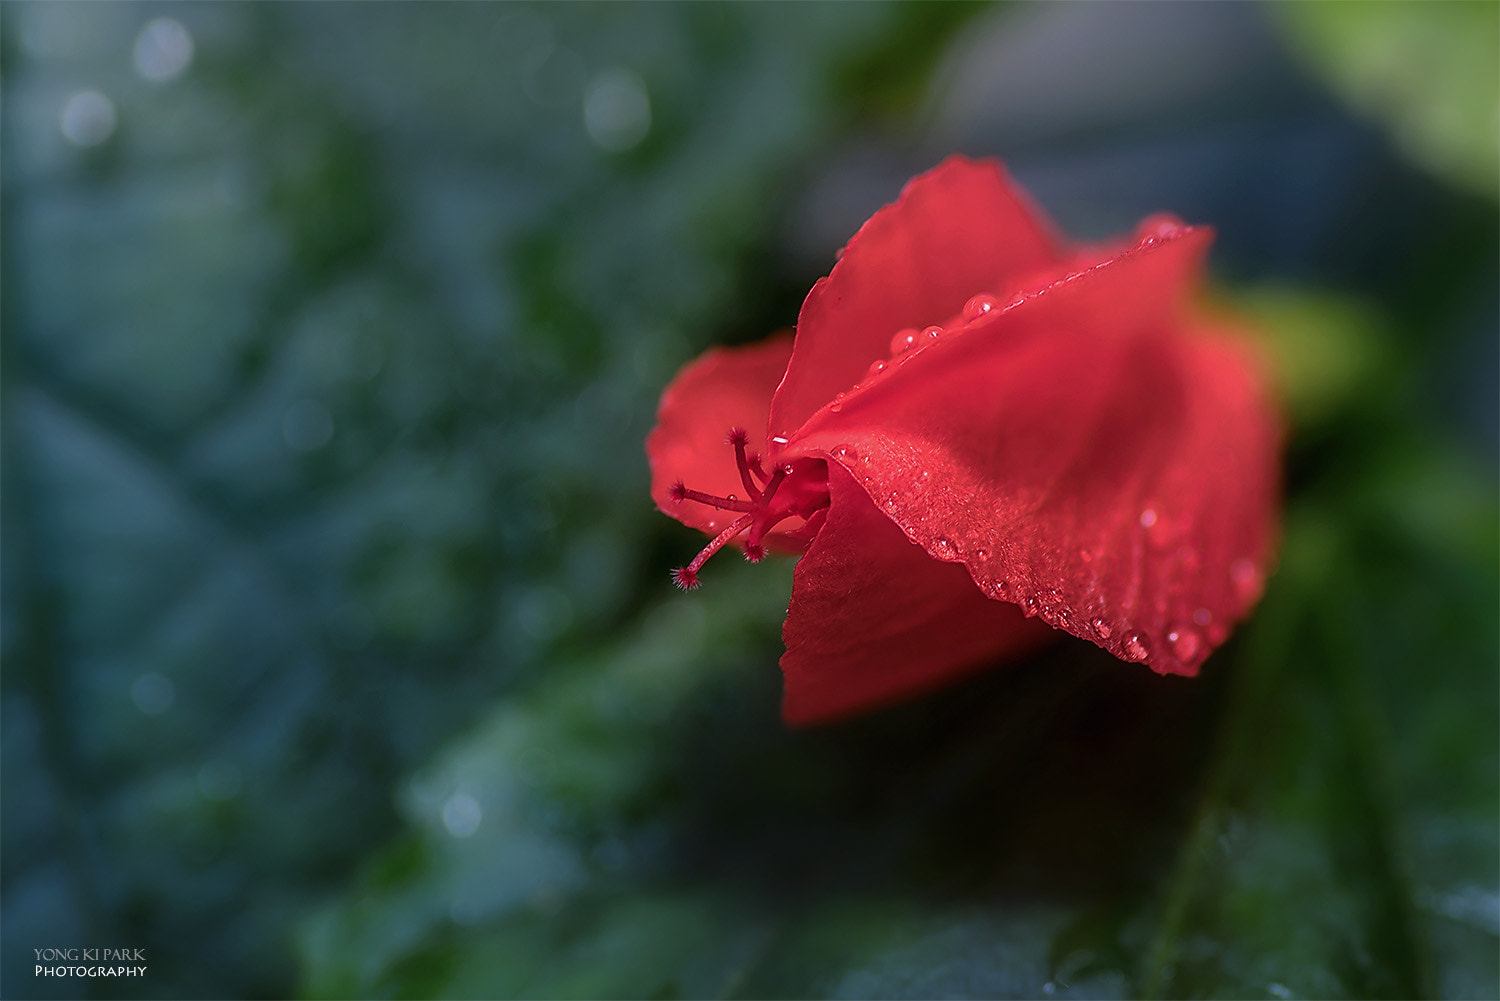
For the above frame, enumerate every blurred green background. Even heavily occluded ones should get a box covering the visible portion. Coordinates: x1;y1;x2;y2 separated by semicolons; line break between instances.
2;2;1495;999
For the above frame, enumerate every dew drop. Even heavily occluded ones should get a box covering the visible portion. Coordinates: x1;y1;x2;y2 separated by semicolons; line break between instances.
867;359;887;378
974;549;988;560
962;293;1000;323
770;435;789;445
1123;632;1151;662
921;324;944;344
1230;558;1261;600
1192;607;1213;627
726;494;736;502
1091;618;1112;640
1167;625;1200;661
1139;508;1158;529
829;402;842;413
889;328;920;355
1021;595;1038;617
996;579;1010;595
1135;212;1185;244
782;463;795;475
933;537;953;557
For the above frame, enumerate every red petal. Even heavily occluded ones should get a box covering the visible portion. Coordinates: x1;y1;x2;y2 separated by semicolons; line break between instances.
768;157;1060;440
780;463;1054;726
790;229;1280;677
647;334;820;551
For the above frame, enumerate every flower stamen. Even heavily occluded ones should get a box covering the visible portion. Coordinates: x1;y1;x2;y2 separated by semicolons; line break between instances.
669;480;755;512
728;427;763;502
672;513;755;589
669;432;831;588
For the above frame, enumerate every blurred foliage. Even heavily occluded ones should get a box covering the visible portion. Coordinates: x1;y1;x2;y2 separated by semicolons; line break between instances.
1276;0;1499;199
2;3;1496;1001
298;287;1500;1000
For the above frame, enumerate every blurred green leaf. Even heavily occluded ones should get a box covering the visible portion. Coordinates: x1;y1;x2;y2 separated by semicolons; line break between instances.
1;3;961;997
1276;0;1500;198
298;289;1497;997
1222;287;1393;432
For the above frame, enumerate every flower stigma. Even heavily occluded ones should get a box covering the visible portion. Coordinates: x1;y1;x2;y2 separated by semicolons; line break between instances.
669;427;830;588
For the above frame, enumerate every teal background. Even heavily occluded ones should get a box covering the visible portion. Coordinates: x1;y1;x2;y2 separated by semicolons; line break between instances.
3;2;1496;999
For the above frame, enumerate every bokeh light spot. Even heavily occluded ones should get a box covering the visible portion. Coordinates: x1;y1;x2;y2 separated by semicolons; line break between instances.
133;18;194;83
441;793;482;838
131;672;175;715
584;69;651;152
60;90;116;147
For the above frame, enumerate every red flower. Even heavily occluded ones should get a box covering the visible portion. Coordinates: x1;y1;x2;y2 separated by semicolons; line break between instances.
647;157;1280;726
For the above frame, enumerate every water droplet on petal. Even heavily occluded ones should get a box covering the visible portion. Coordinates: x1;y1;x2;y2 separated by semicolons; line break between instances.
974;549;988;560
1022;595;1038;617
726;494;736;502
1091;618;1112;640
770;435;789;445
1167;625;1201;661
867;359;887;378
921;325;944;346
1135;212;1186;244
933;537;954;557
890;328;920;355
1193;607;1213;627
1230;558;1262;602
829;402;842;413
1139;508;1158;529
1123;632;1151;662
962;293;1000;323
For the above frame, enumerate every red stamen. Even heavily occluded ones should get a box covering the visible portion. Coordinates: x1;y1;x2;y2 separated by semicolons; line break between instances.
669;443;831;588
758;465;788;506
669;481;755;512
727;427;762;502
746;453;770;486
671;512;755;589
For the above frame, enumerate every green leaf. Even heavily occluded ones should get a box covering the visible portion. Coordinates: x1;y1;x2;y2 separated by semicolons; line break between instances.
298;284;1498;997
1219;287;1393;431
1276;0;1500;198
0;3;954;997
